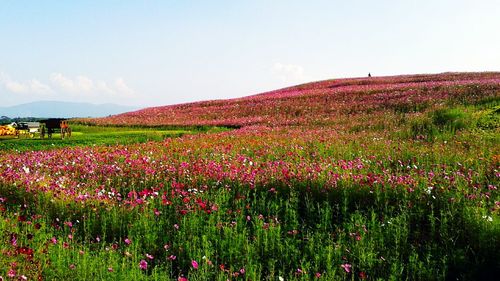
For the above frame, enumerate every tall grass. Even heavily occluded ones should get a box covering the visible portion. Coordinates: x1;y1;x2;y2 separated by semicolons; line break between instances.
0;83;498;280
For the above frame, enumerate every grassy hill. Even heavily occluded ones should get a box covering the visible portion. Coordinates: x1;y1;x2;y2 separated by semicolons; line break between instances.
1;72;499;280
82;72;500;128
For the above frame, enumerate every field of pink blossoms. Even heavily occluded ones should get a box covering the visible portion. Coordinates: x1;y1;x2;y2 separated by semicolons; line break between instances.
1;72;499;280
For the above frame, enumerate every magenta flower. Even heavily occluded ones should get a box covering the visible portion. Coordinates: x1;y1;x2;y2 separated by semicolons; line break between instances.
341;263;352;273
139;259;148;270
146;253;154;260
124;238;131;245
7;269;16;278
191;260;199;269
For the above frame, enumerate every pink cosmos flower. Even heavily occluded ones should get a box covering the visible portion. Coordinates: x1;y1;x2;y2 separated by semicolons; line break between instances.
146;253;154;260
124;238;131;245
191;260;199;269
139;260;148;270
341;263;352;273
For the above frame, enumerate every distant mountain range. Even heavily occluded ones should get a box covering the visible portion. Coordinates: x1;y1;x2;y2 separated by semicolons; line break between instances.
0;101;139;118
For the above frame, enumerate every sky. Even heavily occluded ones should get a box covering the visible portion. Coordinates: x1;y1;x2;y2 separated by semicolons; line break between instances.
1;0;499;108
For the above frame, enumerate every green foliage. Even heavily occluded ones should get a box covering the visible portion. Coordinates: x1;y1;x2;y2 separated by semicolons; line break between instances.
476;105;500;129
0;89;499;280
431;108;470;130
1;178;498;280
408;107;476;141
0;125;194;152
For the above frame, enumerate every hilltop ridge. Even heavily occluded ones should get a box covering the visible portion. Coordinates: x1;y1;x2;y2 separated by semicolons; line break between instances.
81;72;500;127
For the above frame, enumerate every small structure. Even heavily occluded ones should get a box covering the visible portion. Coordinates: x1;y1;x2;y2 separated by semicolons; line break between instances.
12;122;41;138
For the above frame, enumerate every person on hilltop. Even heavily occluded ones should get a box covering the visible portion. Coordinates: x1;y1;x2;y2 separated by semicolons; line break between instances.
368;72;372;77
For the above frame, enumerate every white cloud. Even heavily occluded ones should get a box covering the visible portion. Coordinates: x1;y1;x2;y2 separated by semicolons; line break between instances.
95;81;114;95
0;71;136;106
50;73;136;97
29;79;53;94
0;72;53;95
114;77;135;97
5;80;28;93
271;62;309;84
49;73;95;94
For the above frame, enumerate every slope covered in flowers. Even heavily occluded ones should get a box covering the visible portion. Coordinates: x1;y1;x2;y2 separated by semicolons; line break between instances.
1;72;499;280
82;72;500;127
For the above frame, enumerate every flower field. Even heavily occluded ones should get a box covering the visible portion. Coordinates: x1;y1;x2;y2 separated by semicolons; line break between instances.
1;72;499;280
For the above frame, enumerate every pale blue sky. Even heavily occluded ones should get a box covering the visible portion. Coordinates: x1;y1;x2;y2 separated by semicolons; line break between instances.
1;0;499;107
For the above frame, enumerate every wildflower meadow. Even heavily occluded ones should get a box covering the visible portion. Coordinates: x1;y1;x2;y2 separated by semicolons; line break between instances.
1;72;499;280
